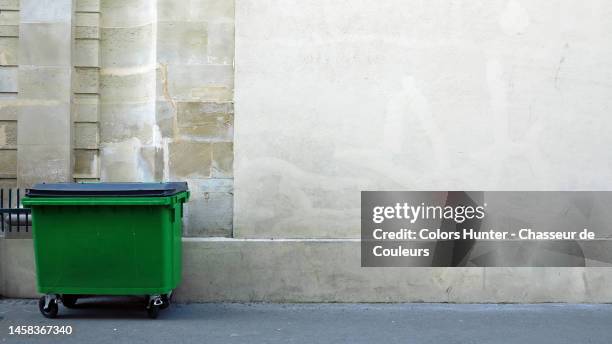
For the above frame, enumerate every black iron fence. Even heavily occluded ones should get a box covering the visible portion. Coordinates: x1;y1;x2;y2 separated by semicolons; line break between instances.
0;188;31;235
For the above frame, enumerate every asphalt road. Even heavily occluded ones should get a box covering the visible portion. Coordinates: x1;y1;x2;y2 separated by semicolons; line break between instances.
1;298;611;344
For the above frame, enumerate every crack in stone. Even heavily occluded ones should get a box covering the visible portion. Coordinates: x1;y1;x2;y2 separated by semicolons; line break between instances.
158;63;179;139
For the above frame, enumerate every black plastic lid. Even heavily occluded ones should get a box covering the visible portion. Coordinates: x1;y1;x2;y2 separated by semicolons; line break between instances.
26;182;189;197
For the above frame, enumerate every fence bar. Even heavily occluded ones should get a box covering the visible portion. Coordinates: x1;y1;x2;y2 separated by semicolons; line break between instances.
0;188;31;234
1;189;3;233
16;189;20;232
8;189;11;232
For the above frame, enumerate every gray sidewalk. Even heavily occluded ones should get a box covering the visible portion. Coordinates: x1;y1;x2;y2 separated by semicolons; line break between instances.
1;298;611;344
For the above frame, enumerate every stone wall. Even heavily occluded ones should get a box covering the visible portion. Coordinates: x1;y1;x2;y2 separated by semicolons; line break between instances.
98;0;235;236
158;0;234;237
0;0;235;237
74;0;101;182
17;0;73;186
0;0;19;190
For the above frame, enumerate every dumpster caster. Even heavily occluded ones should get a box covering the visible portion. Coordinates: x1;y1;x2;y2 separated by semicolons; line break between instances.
61;295;78;308
160;292;172;310
146;295;163;319
39;295;59;319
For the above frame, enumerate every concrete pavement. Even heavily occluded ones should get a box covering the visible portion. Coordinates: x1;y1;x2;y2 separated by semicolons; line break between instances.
1;298;611;343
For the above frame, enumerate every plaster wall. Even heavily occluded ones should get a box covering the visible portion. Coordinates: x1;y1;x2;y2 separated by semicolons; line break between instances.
235;0;612;238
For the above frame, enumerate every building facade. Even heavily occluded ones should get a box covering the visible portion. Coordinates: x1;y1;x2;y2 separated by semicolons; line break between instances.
2;0;612;302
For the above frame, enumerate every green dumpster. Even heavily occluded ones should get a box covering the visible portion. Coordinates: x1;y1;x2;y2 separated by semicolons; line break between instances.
21;182;190;319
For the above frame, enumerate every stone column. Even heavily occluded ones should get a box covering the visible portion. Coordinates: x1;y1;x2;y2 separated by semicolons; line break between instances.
17;0;74;187
99;0;159;182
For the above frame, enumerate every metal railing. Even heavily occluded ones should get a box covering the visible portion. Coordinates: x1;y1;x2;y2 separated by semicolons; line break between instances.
0;188;32;236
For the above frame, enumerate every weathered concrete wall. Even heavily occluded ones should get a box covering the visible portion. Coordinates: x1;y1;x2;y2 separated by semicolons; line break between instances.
235;0;612;238
0;239;4;295
0;239;36;298
231;0;612;302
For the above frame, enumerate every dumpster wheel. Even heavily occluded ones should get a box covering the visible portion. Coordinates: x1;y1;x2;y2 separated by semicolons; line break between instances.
146;295;164;319
160;292;172;310
61;294;78;308
38;296;59;319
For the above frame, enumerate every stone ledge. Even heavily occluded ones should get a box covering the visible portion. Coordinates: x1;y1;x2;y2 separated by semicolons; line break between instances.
3;238;612;303
177;239;612;303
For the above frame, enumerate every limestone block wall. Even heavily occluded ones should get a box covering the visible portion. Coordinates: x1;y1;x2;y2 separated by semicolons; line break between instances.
17;0;73;187
158;0;234;237
0;0;235;237
73;0;100;182
2;0;91;188
0;0;19;190
97;0;235;236
99;0;158;182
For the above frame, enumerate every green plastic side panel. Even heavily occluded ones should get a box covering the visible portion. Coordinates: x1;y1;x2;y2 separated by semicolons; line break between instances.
25;192;188;295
